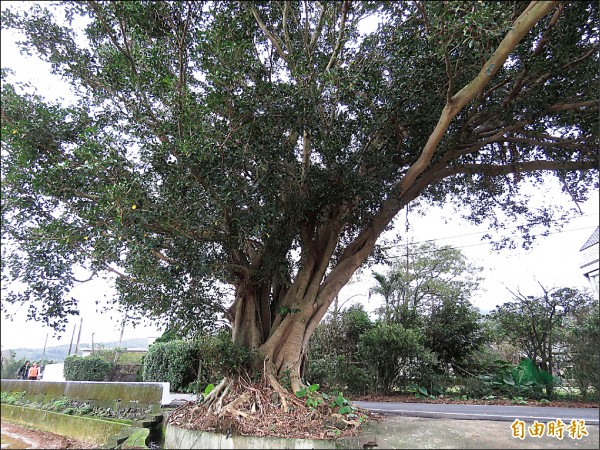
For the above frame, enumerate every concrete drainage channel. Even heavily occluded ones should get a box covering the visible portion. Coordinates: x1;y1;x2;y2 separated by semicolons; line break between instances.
1;380;167;449
1;403;158;448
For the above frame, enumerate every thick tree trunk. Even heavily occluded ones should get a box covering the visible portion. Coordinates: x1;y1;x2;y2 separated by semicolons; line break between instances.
225;204;359;391
229;282;266;350
229;279;333;393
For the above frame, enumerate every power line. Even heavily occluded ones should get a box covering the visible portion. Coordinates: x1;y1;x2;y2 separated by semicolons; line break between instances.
382;213;598;250
377;224;599;260
418;215;597;245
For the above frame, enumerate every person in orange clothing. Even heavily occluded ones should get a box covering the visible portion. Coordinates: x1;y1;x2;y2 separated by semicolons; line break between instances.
27;362;40;380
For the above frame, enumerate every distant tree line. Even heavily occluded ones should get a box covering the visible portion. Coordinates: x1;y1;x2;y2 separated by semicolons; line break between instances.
306;243;599;401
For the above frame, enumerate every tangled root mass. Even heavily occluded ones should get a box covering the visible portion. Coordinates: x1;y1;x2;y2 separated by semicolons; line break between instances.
167;375;375;440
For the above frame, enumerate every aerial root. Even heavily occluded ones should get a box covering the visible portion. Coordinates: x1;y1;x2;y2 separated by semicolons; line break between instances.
266;373;289;412
202;377;230;413
166;375;376;440
193;377;252;418
221;391;251;418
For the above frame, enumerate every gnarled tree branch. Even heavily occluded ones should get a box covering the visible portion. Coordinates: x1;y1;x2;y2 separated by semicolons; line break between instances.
399;1;559;194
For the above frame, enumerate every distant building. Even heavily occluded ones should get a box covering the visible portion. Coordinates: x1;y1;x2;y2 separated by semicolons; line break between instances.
579;226;599;298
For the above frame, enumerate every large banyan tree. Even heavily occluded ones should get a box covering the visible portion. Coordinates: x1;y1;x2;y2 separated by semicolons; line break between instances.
1;0;598;396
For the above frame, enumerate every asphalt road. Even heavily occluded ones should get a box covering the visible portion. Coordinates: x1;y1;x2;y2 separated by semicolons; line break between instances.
354;401;600;425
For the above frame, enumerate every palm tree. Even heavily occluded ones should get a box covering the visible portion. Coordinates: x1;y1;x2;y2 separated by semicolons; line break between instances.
369;270;402;323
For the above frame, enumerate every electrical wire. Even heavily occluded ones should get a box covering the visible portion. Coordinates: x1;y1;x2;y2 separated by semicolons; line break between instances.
375;223;599;260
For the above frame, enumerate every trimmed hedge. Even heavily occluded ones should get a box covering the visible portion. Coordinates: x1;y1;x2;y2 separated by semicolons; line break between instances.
141;333;255;393
64;355;113;381
142;340;197;392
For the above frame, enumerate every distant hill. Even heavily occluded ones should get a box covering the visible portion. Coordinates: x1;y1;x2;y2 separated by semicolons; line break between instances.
8;338;150;363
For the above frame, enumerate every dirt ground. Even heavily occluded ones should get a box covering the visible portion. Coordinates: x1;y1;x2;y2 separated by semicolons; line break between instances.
0;422;95;449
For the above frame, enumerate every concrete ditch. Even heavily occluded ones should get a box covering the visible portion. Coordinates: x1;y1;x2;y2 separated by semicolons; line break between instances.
1;404;150;448
1;379;166;413
163;422;367;449
1;379;167;448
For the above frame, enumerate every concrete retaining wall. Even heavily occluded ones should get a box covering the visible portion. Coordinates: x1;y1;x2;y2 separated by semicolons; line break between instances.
1;379;166;413
1;404;148;448
164;423;365;449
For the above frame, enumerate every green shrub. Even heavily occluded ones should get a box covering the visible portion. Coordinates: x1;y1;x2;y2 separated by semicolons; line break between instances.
193;331;255;388
305;357;334;389
142;332;254;393
0;350;27;380
307;305;376;395
64;355;113;381
306;354;373;395
455;375;494;399
564;304;599;399
359;323;438;393
142;340;198;392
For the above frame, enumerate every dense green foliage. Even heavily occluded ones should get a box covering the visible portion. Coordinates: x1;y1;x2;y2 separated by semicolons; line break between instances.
64;355;112;381
309;245;488;393
370;243;482;325
141;340;198;392
369;243;487;372
193;331;255;383
308;305;482;394
309;247;597;400
360;323;438;393
1;2;597;354
141;332;254;392
563;303;599;398
488;286;594;393
307;304;374;394
423;298;487;370
481;286;597;399
1;350;24;379
308;302;597;400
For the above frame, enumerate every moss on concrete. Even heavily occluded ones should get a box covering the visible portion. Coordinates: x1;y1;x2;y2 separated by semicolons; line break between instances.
1;404;137;447
122;428;150;449
1;380;162;413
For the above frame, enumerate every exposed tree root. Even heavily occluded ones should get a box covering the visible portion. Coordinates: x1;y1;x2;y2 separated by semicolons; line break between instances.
167;375;379;440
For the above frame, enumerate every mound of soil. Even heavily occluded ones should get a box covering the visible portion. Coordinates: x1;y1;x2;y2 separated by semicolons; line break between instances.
167;377;381;440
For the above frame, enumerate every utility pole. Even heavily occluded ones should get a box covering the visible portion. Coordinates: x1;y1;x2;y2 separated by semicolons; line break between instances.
67;323;76;356
40;333;48;364
74;318;83;355
117;316;126;349
114;316;127;365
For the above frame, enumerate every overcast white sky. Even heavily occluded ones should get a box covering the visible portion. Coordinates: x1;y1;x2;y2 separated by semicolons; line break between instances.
1;2;598;351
